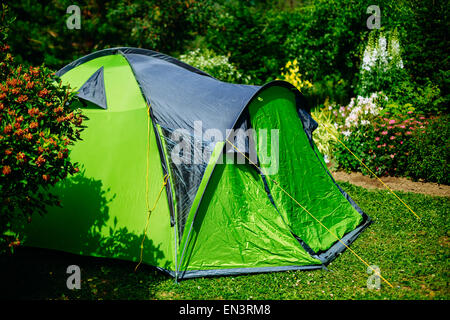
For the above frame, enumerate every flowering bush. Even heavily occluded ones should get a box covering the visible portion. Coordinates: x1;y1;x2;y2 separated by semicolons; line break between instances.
335;110;445;180
358;29;406;97
0;41;86;252
312;92;386;169
179;48;250;84
331;92;386;137
280;59;313;93
365;114;426;176
357;28;447;115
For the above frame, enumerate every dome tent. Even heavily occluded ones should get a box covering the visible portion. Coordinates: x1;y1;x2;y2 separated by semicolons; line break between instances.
23;47;371;280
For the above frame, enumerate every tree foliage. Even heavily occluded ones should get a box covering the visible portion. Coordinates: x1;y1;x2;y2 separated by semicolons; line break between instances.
5;0;214;68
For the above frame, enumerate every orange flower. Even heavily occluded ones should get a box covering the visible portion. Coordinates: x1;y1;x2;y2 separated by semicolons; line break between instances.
6;78;18;87
3;124;12;134
8;239;20;248
50;138;57;146
53;106;63;113
29;122;39;129
2;165;11;175
5;148;13;155
16;95;28;103
16;152;26;162
31;67;40;76
28;107;39;116
26;81;35;89
36;155;46;167
42;174;49;181
38;88;48;97
13;129;24;139
24;133;33;140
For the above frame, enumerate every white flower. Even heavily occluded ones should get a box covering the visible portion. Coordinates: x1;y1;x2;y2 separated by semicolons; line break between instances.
360;30;405;93
342;130;352;137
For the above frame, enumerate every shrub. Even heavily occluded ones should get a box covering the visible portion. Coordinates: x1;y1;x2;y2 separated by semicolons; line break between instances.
335;110;448;184
5;0;214;68
386;80;447;115
0;14;86;251
334;124;375;176
311;105;339;167
204;1;285;84
282;0;365;86
306;74;351;107
378;99;415;119
406;115;449;184
178;48;250;84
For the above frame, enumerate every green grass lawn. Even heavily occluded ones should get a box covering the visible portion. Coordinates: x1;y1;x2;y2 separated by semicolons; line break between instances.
1;182;448;300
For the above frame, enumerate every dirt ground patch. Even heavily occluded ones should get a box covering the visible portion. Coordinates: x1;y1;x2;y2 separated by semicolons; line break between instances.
331;171;450;197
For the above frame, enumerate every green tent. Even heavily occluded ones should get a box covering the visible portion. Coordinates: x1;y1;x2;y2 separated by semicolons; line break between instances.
23;48;371;279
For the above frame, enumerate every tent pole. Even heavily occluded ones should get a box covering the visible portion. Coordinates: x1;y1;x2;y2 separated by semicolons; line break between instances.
174;221;179;284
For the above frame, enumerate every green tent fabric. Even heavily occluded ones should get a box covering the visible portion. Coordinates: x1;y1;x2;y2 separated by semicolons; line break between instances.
22;48;371;280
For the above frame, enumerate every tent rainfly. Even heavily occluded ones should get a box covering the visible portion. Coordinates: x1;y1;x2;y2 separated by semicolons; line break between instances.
23;48;371;280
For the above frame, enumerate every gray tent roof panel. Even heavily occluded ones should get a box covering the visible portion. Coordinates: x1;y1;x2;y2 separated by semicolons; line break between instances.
123;53;260;135
56;47;261;134
76;66;107;109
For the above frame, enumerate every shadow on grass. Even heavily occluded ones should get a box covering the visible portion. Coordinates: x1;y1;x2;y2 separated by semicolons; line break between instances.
0;171;169;300
0;247;170;300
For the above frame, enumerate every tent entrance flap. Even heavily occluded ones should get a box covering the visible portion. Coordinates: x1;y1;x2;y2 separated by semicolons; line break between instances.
248;86;363;254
